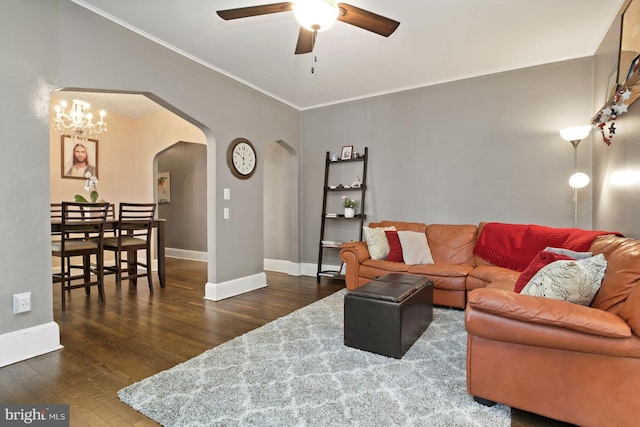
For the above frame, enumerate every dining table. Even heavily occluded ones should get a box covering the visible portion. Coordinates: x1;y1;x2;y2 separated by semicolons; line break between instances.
51;218;166;288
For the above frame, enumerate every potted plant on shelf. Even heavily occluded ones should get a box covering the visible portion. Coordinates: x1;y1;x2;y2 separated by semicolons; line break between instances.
342;196;358;218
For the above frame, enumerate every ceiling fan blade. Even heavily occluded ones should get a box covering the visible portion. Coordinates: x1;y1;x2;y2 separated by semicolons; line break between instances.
217;2;294;20
295;27;315;54
337;3;400;37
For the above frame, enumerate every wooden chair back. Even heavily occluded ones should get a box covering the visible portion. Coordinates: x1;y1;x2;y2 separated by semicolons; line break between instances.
59;202;110;246
116;203;156;241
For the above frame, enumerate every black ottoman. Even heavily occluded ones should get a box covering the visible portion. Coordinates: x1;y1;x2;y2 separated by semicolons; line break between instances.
344;273;433;359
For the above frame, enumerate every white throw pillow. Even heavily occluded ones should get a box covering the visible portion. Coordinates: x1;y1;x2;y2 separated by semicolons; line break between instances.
544;247;593;259
397;230;434;265
520;254;607;306
363;226;396;260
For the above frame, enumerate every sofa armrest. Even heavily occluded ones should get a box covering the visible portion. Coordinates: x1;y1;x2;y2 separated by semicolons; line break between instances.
467;288;631;338
340;242;369;290
340;241;370;261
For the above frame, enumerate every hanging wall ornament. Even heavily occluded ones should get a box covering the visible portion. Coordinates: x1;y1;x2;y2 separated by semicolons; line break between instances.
594;88;631;146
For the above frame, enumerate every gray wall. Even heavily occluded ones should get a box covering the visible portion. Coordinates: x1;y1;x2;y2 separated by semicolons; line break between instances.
0;1;59;334
0;0;300;339
301;58;596;263
157;142;207;252
593;14;640;238
264;142;291;261
54;1;301;284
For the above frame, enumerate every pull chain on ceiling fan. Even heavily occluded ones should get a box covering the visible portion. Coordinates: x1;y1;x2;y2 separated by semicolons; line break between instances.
217;1;400;56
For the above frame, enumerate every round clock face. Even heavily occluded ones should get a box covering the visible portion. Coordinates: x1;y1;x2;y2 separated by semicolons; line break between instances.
227;138;257;179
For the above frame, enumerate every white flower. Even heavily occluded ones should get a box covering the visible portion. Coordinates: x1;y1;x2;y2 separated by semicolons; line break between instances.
84;175;99;193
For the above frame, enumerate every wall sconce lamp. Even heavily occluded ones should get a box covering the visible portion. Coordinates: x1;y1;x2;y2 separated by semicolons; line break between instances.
559;125;592;227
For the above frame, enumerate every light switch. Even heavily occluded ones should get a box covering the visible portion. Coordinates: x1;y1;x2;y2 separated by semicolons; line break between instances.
224;208;230;219
224;188;230;200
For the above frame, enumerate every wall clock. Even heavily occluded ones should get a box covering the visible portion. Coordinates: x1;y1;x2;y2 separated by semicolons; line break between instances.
227;138;257;179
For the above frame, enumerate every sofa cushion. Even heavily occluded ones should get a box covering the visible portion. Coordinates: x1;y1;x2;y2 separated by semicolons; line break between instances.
468;265;520;284
360;261;409;280
514;250;573;293
375;220;427;233
384;230;404;262
520;254;607;306
363;226;396;260
398;230;433;265
408;263;473;277
427;224;477;265
590;236;640;313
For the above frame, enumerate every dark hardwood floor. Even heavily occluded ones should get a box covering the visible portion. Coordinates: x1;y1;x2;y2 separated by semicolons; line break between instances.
0;258;572;426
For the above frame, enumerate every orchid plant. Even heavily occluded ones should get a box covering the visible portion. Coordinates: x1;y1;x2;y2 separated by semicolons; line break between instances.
74;172;100;203
341;195;358;209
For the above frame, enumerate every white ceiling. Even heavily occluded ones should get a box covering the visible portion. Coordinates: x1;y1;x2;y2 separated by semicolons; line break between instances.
70;0;625;111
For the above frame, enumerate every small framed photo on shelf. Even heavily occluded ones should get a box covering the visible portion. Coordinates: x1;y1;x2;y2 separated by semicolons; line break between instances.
340;145;353;160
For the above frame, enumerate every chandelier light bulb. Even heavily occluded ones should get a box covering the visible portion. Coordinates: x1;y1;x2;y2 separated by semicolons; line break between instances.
294;0;339;32
53;98;108;140
569;172;590;189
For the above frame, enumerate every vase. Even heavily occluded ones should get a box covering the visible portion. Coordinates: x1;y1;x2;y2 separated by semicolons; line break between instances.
344;207;355;218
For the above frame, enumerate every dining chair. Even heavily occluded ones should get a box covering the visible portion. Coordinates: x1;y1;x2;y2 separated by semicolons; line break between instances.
51;202;90;284
103;203;157;298
51;202;109;311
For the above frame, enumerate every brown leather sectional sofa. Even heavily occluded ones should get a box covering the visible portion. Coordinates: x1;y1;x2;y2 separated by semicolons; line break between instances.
339;220;640;427
340;220;518;308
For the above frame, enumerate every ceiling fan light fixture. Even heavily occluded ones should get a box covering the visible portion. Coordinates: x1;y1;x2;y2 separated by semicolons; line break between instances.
294;0;339;32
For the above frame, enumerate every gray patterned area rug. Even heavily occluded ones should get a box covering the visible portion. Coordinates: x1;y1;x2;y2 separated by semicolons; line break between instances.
118;289;510;426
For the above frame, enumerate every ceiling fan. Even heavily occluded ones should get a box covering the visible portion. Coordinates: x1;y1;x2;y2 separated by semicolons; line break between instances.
217;0;400;55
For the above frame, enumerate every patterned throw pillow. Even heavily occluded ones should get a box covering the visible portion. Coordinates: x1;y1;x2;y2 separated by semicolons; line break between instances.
397;230;434;265
363;226;396;260
520;254;607;306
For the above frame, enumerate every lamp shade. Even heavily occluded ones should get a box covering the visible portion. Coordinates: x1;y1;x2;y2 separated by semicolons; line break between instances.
559;125;592;142
294;0;339;32
569;172;590;188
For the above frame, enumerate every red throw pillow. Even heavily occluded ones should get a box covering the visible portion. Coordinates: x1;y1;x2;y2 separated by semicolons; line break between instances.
385;230;404;262
514;250;573;293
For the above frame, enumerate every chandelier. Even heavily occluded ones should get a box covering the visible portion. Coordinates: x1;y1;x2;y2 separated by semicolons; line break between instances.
54;99;107;140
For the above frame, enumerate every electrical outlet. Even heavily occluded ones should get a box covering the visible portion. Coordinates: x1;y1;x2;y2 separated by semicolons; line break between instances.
224;208;230;219
13;292;31;314
224;188;231;200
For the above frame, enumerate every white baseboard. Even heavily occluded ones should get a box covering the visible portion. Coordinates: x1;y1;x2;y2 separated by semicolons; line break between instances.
264;260;338;278
166;248;208;262
204;272;267;301
0;322;62;368
301;262;319;277
263;259;303;276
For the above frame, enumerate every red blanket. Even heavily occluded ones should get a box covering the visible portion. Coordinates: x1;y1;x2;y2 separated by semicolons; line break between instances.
473;223;621;272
